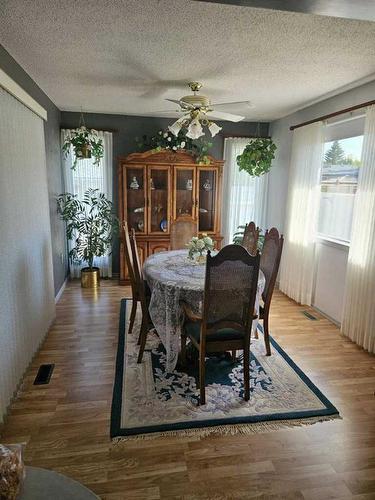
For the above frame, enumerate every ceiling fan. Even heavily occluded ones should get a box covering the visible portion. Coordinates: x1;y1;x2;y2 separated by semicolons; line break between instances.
150;82;252;139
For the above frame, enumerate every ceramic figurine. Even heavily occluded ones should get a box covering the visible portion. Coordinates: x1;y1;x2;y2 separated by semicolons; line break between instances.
203;179;212;191
150;178;155;190
130;176;139;190
186;179;193;191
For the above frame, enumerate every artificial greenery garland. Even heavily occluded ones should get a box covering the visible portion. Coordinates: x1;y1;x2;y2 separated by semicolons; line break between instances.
62;126;104;170
135;128;213;165
236;138;277;177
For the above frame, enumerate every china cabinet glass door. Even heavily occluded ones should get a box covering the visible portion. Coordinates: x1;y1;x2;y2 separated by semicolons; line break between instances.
148;166;170;234
198;168;217;233
173;166;196;220
124;165;146;233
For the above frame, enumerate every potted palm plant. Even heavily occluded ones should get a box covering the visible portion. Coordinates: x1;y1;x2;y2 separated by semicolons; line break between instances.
57;189;118;287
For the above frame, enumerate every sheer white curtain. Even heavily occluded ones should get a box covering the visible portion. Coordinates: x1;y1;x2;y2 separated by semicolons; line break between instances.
279;122;323;305
222;138;268;244
61;130;113;278
341;106;375;353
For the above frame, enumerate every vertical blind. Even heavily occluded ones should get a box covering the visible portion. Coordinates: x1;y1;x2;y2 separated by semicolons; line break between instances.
0;87;55;423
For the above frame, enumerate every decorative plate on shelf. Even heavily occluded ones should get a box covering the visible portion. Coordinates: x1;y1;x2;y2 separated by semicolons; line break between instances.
160;219;168;232
134;207;144;213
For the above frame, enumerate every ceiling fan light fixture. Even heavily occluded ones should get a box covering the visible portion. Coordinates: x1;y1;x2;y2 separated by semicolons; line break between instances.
168;118;184;137
208;121;222;138
186;116;204;140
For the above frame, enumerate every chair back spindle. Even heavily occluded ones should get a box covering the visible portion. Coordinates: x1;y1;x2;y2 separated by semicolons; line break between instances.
202;245;260;336
260;228;284;305
170;216;198;250
123;221;137;297
242;222;260;255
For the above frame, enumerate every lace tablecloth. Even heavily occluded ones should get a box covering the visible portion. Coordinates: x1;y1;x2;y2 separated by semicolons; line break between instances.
143;250;265;372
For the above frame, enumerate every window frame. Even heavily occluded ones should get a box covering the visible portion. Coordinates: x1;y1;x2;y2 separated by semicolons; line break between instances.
315;116;364;247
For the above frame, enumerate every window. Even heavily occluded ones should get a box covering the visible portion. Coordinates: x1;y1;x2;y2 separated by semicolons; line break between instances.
61;129;113;277
317;117;364;243
222;138;268;244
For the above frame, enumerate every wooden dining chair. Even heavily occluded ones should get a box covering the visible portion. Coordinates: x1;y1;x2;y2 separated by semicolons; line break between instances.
259;228;284;356
170;216;198;250
129;229;154;364
122;221;139;336
242;222;260;255
181;245;260;405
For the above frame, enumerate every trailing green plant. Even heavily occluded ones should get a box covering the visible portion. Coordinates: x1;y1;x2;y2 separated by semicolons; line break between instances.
57;188;119;270
236;138;277;177
62;127;104;170
135;128;213;165
233;225;264;250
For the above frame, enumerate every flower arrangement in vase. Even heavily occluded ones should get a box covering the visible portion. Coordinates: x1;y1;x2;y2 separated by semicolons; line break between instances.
186;233;214;263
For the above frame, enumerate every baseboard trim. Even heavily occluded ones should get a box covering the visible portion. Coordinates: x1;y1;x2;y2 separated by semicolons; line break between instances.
312;305;341;328
55;277;68;304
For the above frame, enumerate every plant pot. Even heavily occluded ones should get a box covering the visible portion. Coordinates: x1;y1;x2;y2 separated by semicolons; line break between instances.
75;144;92;159
81;267;100;288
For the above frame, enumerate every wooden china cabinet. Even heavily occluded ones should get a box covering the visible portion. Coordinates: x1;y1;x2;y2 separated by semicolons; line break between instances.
118;149;224;284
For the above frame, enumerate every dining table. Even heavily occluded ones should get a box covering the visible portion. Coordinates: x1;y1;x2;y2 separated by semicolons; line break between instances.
143;249;266;372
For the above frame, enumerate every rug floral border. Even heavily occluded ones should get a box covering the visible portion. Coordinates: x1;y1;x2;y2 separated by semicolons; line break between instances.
110;299;339;439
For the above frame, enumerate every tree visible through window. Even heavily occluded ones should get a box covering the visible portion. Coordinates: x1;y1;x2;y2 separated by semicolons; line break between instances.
318;134;363;242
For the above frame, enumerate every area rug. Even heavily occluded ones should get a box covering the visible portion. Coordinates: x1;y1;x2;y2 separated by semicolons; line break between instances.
111;299;339;440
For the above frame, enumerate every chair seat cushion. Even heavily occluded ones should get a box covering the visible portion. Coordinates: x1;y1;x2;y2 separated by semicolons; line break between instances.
184;321;245;342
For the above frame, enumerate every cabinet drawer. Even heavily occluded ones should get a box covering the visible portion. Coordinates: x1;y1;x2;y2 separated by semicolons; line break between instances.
148;240;170;255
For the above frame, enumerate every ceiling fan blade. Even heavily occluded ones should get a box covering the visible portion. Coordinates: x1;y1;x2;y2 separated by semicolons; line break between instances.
165;98;195;110
165;98;182;105
143;110;182;116
206;111;245;122
210;100;252;109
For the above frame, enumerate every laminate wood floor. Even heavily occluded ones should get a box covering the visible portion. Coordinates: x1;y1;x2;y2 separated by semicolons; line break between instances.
1;281;374;499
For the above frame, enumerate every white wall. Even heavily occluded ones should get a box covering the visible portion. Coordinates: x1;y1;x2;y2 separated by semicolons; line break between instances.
313;241;349;323
268;80;375;322
0;87;55;423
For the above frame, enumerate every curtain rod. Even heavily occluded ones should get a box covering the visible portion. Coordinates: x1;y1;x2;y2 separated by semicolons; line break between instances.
289;99;375;131
221;134;271;139
60;127;117;133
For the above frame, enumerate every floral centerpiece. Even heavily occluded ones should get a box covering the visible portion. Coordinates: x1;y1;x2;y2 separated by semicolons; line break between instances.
186;233;214;263
135;128;213;165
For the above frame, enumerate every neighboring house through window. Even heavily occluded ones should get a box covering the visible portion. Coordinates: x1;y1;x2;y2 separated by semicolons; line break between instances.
317;116;364;244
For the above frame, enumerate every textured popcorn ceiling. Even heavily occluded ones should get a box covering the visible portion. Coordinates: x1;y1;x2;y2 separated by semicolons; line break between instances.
1;0;375;120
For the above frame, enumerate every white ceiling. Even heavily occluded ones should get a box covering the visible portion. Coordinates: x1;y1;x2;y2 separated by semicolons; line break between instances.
1;0;375;121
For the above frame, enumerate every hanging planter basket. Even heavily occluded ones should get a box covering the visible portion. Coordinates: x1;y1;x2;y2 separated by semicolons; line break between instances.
236;138;277;177
75;143;92;159
62;112;103;170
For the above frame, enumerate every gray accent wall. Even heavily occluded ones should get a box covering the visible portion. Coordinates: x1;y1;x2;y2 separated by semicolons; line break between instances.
61;111;269;274
0;45;68;296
